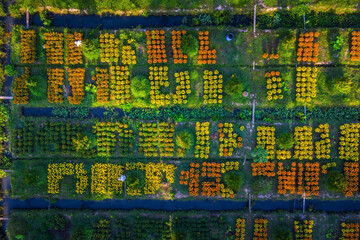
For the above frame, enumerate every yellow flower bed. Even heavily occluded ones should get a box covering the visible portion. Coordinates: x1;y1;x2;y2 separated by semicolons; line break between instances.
66;32;83;65
91;163;124;195
20;29;36;63
256;126;275;159
296;66;318;102
294;126;313;160
13;67;30;104
339;123;360;161
109;65;131;104
47;68;64;103
218;123;243;157
99;33;120;63
203;70;223;104
315;123;331;160
121;43;136;65
44;32;64;64
173;71;191;104
149;66;170;105
195;122;210;159
48;163;88;194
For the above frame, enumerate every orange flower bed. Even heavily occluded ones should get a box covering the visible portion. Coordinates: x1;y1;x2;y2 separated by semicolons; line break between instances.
180;162;200;196
265;71;284;101
109;65;130;104
297;32;319;63
256;126;275;159
294;220;314;240
235;218;246;240
350;31;360;61
203;69;223;104
68;68;85;105
121;44;136;65
251;162;275;177
253;218;268;240
99;33;120;63
262;53;279;60
201;162;221;197
146;29;167;64
314;123;331;160
198;31;216;64
341;222;360;239
304;162;320;196
149;66;170;105
20;29;36;64
297;163;304;194
47;68;64;103
173;71;191;104
195;122;210;159
138;122;174;157
13;67;30;104
66;32;83;65
172;30;188;64
92;68;110;103
339;123;360;161
218;122;242;157
344;161;359;197
294;126;313;160
44;32;64;64
277;162;297;194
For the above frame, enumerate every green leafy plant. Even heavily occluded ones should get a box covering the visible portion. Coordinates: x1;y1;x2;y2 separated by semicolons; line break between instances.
277;133;296;150
5;65;17;77
181;34;199;58
225;74;244;102
82;39;100;62
327;171;347;192
40;10;52;26
251;146;268;163
130;75;150;99
332;77;352;94
176;130;193;150
331;35;344;51
224;172;242;191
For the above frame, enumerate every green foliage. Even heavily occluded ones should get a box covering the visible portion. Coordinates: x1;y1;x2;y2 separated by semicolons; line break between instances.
9;3;22;18
293;4;310;17
277;133;295;150
176;130;193;149
181;34;199;58
274;227;292;240
331;35;343;51
224;172;242;191
49;214;68;231
28;76;47;98
225;74;244;102
212;11;233;25
40;10;52;27
251;178;274;195
332;77;352;95
0;170;7;178
72;133;91;153
251;146;268;163
327;171;347;193
0;104;8;128
82;39;100;63
126;169;145;190
24;169;39;186
5;65;17;77
131;75;150;99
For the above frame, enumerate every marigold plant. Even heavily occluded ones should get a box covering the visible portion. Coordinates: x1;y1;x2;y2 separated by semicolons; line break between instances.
296;66;318;102
99;33;120;63
251;162;275;177
149;66;170;105
294;126;313;160
339;123;360;161
340;222;360;239
172;30;188;64
203;69;223;104
121;42;136;65
109;65;131;104
350;31;360;61
256;126;275;159
92;67;110;103
315;123;331;160
294;220;314;240
68;68;85;105
235;218;246;240
218;122;242;157
173;71;191;104
66;32;83;65
47;68;64;103
253;218;268;240
44;32;64;64
265;71;284;101
195;122;210;159
198;31;216;64
146;29;167;64
343;161;359;197
297;32;319;63
13;67;30;104
91;163;124;195
20;29;36;63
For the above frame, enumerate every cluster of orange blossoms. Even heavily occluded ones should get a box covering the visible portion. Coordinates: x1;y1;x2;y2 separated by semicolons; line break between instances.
92;68;110;103
138;122;174;157
180;162;200;196
47;68;64;103
172;30;188;64
265;71;284;101
203;69;223;104
344;161;359;197
304;162;320;196
339;123;360;161
294;126;313;160
297;32;319;63
200;162;221;197
341;222;360;239
218;122;242;157
109;65;130;104
20;29;36;63
146;30;167;64
253;218;268;240
44;32;64;64
235;218;245;240
173;71;191;104
256;126;275;159
99;33;120;63
13;67;30;104
66;32;83;65
314;124;331;160
195;122;210;159
350;31;360;61
277;162;297;194
198;31;216;64
149;66;170;105
294;220;314;240
68;68;85;105
251;162;275;177
262;53;279;59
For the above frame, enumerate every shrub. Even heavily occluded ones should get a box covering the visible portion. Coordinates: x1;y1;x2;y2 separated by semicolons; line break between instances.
327;171;347;192
224;172;242;191
225;74;244;101
176;130;193;150
82;39;100;62
40;10;52;26
277;133;295;150
251;178;274;195
332;77;352;94
130;75;150;99
331;35;344;51
251;146;268;163
181;34;199;58
126;170;145;190
274;227;292;240
9;3;21;18
5;65;17;77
